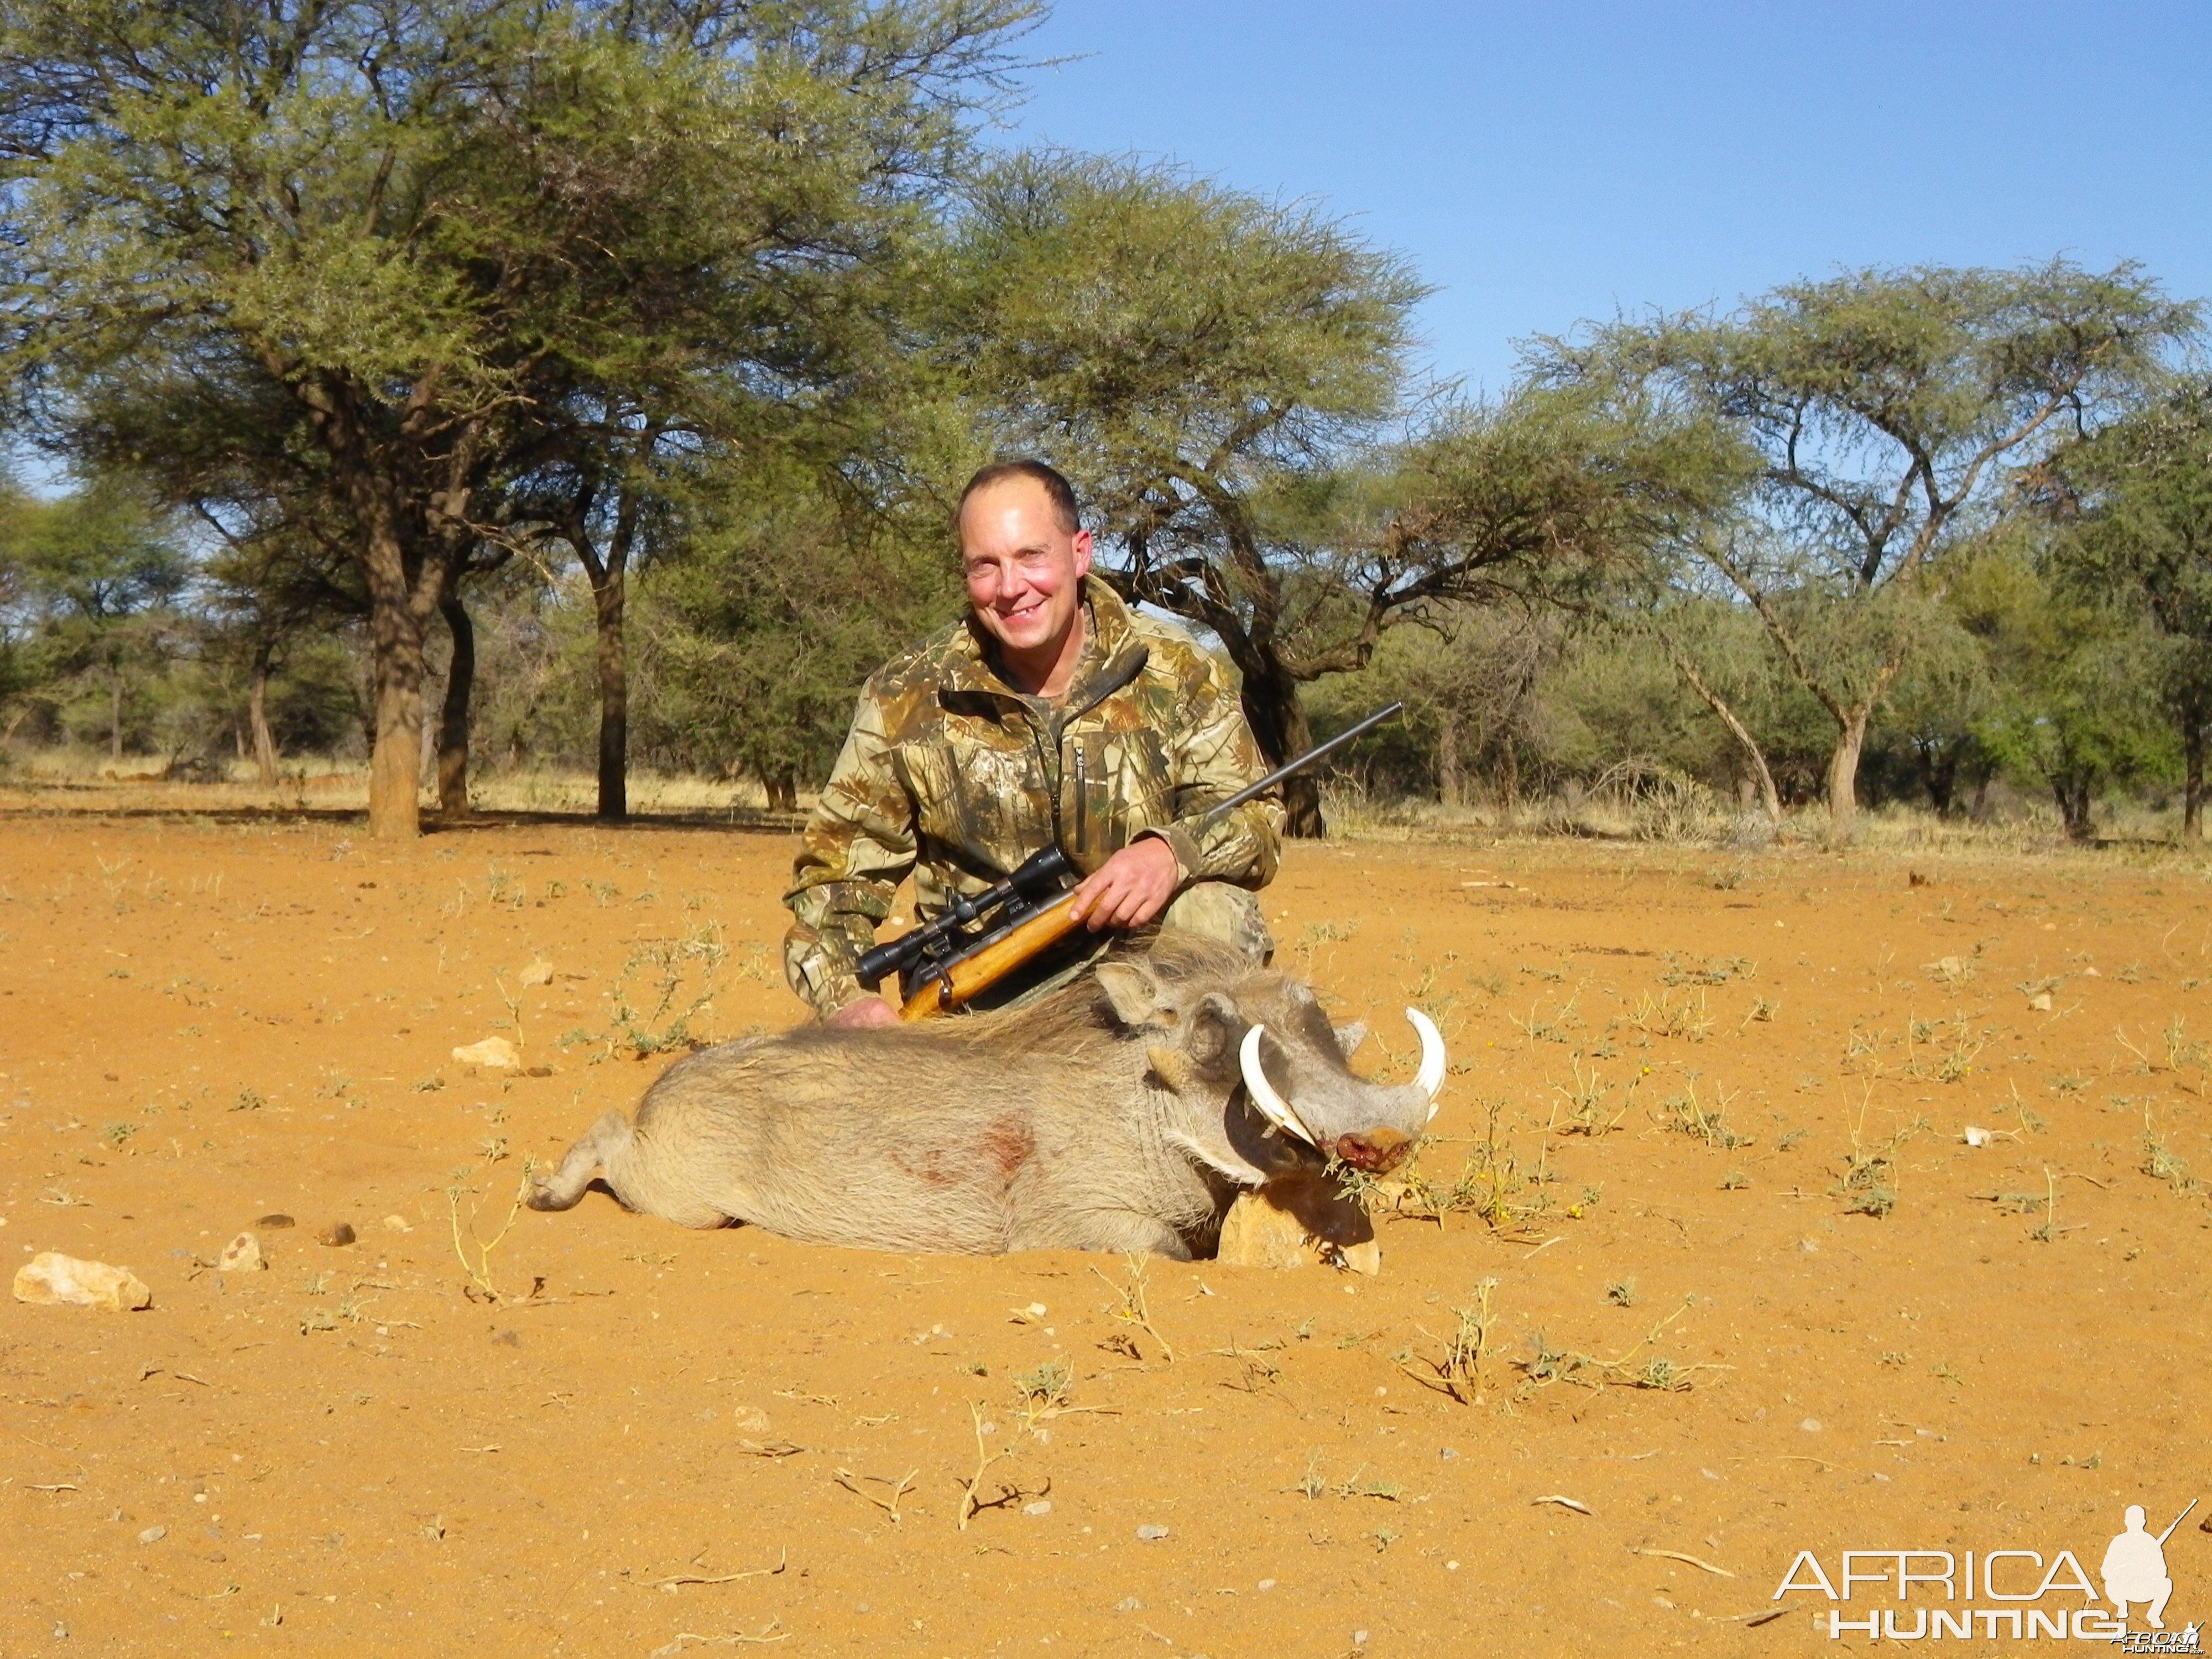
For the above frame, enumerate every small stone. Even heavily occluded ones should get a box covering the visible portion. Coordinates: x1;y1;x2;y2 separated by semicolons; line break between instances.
138;1525;166;1544
13;1253;153;1312
1257;1579;1276;1590
317;1223;356;1248
451;1036;521;1071
1446;1561;1459;1571
1800;1417;1823;1433
1023;1500;1052;1516
730;1406;771;1434
1963;1125;1992;1148
1355;1632;1370;1647
2029;992;2053;1012
518;959;555;987
381;1215;410;1233
1135;1524;1168;1541
1114;1597;1143;1612
1439;1447;1458;1460
216;1232;264;1273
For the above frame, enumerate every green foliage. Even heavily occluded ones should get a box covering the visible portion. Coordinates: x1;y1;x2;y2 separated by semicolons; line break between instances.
1538;261;2196;829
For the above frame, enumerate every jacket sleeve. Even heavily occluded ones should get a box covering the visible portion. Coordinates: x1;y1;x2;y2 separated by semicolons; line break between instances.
781;688;916;1018
1143;653;1284;890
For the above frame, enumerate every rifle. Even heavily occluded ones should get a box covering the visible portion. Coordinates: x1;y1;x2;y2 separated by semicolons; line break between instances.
854;701;1404;1019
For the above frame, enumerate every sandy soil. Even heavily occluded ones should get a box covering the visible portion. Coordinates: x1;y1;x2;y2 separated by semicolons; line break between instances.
2;804;2208;1657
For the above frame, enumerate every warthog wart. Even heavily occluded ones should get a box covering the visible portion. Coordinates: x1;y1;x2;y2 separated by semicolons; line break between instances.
529;932;1444;1258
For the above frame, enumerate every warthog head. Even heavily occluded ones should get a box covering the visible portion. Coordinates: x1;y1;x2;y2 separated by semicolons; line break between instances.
1093;936;1444;1185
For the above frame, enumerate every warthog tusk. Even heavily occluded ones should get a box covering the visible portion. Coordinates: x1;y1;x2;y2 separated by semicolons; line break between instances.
1239;1025;1318;1146
1406;1007;1446;1118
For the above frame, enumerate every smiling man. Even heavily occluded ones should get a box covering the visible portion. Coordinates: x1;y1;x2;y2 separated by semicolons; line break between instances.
783;460;1283;1026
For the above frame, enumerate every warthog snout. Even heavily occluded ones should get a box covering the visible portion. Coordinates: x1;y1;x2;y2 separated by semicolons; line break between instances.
1331;1127;1413;1173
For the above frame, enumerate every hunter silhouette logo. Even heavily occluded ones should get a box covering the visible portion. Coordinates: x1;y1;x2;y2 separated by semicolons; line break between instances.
1772;1498;2200;1645
2106;1501;2196;1634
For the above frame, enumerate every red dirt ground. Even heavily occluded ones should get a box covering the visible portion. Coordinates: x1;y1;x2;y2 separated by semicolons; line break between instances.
2;805;2208;1657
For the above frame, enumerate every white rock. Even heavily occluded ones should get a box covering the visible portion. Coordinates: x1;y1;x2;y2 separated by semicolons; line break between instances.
1799;1417;1823;1433
13;1252;152;1312
2029;992;2053;1012
1963;1125;1992;1148
519;959;555;987
138;1525;166;1544
1023;1500;1052;1516
451;1036;521;1070
1135;1524;1169;1541
382;1214;411;1233
216;1232;264;1272
729;1406;771;1434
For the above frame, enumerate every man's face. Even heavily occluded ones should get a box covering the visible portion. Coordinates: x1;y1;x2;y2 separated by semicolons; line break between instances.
958;477;1092;666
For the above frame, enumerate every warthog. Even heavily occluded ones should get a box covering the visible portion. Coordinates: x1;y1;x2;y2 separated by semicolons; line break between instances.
529;932;1445;1259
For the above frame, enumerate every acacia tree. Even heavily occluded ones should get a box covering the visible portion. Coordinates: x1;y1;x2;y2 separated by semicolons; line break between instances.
9;484;188;759
1538;262;2194;833
1;0;1034;837
956;156;1718;833
2036;382;2212;838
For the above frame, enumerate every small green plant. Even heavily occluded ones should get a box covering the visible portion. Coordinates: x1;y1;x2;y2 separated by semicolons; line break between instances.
1394;1277;1498;1405
1719;1168;1750;1190
1604;1277;1637;1308
1661;1079;1751;1150
1514;1295;1719;1395
1832;1108;1928;1219
1009;1360;1073;1428
1510;994;1582;1045
105;1120;138;1147
607;922;727;1057
1553;1058;1630;1136
231;1086;265;1112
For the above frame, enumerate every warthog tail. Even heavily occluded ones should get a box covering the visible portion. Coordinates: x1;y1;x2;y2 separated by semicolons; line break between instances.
528;1110;633;1213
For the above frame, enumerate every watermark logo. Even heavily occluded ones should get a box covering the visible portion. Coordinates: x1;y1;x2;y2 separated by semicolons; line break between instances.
1772;1499;2199;1645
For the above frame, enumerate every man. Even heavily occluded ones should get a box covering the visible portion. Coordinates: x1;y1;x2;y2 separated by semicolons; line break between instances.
784;460;1282;1026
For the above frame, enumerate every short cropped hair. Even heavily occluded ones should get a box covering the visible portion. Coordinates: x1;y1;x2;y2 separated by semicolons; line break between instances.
957;459;1081;535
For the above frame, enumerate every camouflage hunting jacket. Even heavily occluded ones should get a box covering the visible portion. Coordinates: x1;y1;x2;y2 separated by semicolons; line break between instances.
783;577;1283;1017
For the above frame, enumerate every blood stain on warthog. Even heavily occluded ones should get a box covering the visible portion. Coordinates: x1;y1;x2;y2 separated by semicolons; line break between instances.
982;1117;1034;1181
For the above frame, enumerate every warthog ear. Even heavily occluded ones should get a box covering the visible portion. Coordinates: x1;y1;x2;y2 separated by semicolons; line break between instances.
1335;1021;1368;1057
1095;960;1166;1028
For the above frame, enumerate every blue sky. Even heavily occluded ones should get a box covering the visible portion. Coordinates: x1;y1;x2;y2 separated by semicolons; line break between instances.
993;1;2212;394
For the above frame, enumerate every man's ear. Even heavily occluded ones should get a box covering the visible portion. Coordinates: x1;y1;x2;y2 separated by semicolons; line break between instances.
1095;960;1163;1027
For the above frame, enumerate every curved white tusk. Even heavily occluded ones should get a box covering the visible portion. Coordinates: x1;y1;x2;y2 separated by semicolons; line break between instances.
1238;1025;1318;1146
1406;1006;1447;1120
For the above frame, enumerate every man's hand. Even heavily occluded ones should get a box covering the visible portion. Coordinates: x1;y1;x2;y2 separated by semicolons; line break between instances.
1068;836;1180;932
827;995;899;1029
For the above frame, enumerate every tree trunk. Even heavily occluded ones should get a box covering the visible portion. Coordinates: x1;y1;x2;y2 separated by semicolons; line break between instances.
593;568;627;821
249;663;278;787
1662;637;1781;823
768;766;797;813
109;668;123;763
1825;705;1872;836
2052;773;2095;842
1911;737;1955;815
2181;717;2204;842
437;591;476;816
361;518;429;842
1237;659;1322;837
1436;716;1462;806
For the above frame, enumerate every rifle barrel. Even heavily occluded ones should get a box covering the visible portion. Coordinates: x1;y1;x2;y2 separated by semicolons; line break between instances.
1199;701;1404;829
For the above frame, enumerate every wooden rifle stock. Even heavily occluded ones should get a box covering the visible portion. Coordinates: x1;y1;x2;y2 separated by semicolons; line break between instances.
898;889;1085;1020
